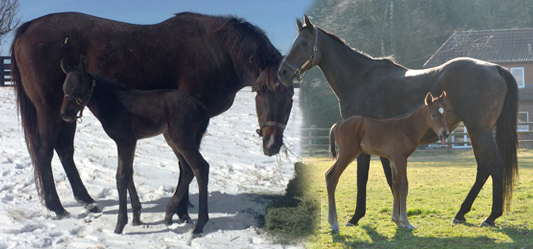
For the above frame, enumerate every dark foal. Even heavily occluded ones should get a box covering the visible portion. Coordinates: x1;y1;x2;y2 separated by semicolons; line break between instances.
60;56;209;235
327;92;449;232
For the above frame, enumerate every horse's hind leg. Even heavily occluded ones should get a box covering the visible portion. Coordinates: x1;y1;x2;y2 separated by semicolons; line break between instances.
55;121;99;212
454;128;502;226
31;110;69;217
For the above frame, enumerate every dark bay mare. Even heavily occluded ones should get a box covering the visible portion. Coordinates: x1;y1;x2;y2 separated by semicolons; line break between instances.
60;55;211;234
279;16;518;227
328;92;449;232
11;12;294;235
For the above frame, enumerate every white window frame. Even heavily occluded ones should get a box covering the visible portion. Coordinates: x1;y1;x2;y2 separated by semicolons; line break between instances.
518;112;529;132
510;67;525;88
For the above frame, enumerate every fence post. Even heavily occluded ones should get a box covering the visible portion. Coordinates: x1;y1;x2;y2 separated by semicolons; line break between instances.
0;58;4;87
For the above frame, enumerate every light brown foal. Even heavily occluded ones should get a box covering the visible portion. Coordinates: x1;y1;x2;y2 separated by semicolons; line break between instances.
327;92;449;232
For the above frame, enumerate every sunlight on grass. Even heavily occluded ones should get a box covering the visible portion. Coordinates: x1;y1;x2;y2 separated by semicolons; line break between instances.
300;149;533;248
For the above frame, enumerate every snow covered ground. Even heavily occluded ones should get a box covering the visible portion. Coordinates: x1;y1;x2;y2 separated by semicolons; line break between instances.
0;86;302;248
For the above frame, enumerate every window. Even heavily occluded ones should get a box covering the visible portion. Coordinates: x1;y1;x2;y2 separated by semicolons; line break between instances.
511;67;525;88
518;112;529;131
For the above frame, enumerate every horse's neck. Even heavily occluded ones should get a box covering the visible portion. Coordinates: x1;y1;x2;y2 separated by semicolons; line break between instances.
400;105;431;140
316;36;374;96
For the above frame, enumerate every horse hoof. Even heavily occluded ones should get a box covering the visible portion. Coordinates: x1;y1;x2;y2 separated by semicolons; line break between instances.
179;217;193;224
345;222;355;227
132;218;142;226
163;218;173;226
53;210;71;220
479;220;495;227
192;228;203;238
452;218;465;225
85;203;102;213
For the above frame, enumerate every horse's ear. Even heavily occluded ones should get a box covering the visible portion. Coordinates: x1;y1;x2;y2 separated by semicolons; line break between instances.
296;18;304;30
304;15;313;28
60;59;69;74
424;92;434;106
78;55;87;72
439;91;447;104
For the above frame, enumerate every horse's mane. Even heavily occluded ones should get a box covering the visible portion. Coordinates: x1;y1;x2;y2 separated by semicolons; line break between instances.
303;25;402;67
221;16;282;90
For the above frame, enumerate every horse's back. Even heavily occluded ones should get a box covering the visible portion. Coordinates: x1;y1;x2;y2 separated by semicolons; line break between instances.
429;57;509;127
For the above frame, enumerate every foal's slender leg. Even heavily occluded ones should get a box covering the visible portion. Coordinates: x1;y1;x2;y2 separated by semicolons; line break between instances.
114;141;137;234
326;150;359;232
176;158;192;223
391;156;415;231
55;121;99;212
347;153;371;226
163;143;193;224
128;174;142;226
454;129;503;226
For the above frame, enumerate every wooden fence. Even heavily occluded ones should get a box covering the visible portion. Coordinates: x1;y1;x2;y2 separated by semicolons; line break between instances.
0;56;11;86
301;123;533;156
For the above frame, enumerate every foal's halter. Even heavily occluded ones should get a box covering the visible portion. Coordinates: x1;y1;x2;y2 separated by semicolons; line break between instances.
282;26;318;82
64;79;95;122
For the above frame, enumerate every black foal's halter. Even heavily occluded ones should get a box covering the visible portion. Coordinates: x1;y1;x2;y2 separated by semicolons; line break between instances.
281;26;318;82
64;79;95;123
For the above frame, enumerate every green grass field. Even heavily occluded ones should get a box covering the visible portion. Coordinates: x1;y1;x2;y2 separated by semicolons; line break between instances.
297;149;533;248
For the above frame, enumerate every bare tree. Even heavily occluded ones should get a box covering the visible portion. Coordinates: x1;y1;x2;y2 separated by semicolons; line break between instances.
0;0;20;45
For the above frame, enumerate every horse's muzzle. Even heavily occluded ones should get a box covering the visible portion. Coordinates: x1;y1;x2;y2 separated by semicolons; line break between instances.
439;130;450;145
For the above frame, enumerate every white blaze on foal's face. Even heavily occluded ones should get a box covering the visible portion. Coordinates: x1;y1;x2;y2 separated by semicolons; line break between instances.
439;107;444;114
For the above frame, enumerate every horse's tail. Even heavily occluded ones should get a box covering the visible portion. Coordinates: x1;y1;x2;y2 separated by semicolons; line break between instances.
11;21;45;201
329;122;338;160
495;66;519;212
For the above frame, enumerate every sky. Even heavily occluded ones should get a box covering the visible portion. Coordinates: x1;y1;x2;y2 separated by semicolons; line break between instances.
1;0;314;55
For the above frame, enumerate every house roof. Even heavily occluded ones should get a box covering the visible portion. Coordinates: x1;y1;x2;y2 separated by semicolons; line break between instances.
423;28;533;68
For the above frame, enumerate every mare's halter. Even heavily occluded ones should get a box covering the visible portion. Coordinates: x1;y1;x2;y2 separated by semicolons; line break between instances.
64;78;95;122
256;121;287;137
281;26;318;82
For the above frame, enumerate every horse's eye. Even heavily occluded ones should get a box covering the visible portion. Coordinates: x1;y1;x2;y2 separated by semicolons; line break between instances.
302;41;308;46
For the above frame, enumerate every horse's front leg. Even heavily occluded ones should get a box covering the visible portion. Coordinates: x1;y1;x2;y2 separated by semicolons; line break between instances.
114;141;137;234
347;153;371;226
389;161;403;228
326;151;358;232
391;157;415;231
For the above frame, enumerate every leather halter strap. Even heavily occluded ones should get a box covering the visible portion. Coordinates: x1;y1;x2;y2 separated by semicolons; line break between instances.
66;78;95;122
281;26;318;82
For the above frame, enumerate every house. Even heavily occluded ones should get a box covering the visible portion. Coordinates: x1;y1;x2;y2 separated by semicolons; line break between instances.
424;28;533;147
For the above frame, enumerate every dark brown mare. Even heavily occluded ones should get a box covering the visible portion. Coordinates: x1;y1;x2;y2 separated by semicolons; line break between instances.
328;92;449;232
11;12;294;236
60;55;211;234
279;16;518;228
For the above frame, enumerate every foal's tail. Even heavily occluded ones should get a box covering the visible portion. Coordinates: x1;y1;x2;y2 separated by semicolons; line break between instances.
496;66;519;212
329;123;338;160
